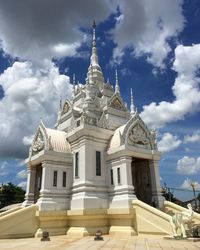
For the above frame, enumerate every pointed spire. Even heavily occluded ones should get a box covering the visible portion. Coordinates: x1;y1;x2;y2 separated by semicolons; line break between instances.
59;96;62;110
92;20;96;47
130;88;135;115
86;21;104;85
73;73;76;85
90;20;98;67
115;69;120;94
73;73;76;95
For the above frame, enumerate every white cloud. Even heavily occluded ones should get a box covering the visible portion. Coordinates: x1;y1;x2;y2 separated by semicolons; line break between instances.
0;0;113;65
157;133;181;153
0;61;72;158
17;169;27;179
18;181;27;190
0;1;185;70
177;156;200;175
23;135;34;146
180;178;200;190
141;44;200;129
0;161;8;176
112;0;185;68
184;130;200;143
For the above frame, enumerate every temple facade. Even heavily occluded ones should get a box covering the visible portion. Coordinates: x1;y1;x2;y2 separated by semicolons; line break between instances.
23;22;163;212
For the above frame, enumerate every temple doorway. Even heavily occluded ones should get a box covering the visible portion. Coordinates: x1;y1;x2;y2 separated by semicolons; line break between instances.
34;165;42;203
131;158;152;205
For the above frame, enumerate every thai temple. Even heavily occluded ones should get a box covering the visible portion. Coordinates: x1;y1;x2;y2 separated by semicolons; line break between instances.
23;21;163;213
1;22;199;239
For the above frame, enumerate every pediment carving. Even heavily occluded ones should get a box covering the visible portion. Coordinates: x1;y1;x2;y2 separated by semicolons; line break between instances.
109;94;127;112
62;100;71;115
32;131;44;153
98;112;109;129
128;124;149;146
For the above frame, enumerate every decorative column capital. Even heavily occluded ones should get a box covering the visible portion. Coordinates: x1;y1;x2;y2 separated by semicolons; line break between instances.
120;155;132;164
149;159;159;167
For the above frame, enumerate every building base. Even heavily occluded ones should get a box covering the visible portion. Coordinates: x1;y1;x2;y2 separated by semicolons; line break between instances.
0;200;176;239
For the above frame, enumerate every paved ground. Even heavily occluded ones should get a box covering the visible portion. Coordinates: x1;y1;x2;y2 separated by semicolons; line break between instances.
0;235;200;250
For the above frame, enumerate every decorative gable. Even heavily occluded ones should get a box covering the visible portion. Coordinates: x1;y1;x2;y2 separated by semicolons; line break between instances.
108;93;127;112
98;112;109;129
62;99;71;115
128;123;149;146
32;130;45;153
30;121;48;156
121;113;157;150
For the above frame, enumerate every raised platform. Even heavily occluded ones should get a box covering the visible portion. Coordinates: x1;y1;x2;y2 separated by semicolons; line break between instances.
0;200;174;239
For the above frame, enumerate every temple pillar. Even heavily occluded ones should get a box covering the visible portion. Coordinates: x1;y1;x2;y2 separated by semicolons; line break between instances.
37;161;71;211
109;156;136;209
149;160;164;208
22;164;36;207
36;161;55;210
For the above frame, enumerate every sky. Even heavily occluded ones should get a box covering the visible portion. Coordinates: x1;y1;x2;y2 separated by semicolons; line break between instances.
0;0;200;200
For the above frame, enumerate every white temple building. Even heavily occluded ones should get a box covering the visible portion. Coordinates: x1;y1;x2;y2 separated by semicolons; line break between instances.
23;21;163;213
2;23;200;240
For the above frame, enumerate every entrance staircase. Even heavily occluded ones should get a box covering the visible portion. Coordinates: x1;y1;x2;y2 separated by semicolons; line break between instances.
0;205;38;238
0;200;200;239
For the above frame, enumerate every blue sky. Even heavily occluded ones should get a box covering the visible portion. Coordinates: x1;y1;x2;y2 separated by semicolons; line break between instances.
0;0;200;200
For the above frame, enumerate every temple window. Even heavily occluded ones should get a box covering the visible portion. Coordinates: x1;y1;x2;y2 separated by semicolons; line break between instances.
53;170;57;187
77;120;80;127
110;169;114;185
117;167;121;184
63;171;66;187
96;151;101;176
75;152;79;177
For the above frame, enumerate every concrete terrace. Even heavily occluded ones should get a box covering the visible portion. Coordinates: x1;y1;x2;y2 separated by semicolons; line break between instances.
0;235;200;250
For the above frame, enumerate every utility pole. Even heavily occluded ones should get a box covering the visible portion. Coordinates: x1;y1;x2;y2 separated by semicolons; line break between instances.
191;182;198;210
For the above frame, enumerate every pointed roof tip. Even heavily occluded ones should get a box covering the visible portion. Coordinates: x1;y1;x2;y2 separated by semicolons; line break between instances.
73;73;76;85
130;87;136;115
59;96;62;109
115;69;120;94
39;117;46;128
92;20;96;29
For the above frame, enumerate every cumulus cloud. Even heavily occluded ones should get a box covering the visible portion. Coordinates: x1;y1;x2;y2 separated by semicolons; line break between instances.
184;130;200;143
0;1;185;69
0;61;72;158
17;169;27;179
0;161;9;176
157;133;181;153
23;135;35;146
141;44;200;129
18;181;27;190
0;0;113;65
180;178;200;190
112;0;185;68
177;156;200;175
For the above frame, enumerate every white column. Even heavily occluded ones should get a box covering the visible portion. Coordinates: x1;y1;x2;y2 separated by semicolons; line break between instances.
109;156;136;209
149;160;164;208
22;165;36;207
37;161;55;210
37;161;71;211
120;156;134;187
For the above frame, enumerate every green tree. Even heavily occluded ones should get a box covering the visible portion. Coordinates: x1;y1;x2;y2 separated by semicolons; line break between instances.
0;182;25;209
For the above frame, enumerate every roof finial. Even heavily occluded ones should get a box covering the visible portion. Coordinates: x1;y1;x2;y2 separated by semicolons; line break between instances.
115;69;120;94
85;20;104;84
72;73;77;96
73;73;76;85
92;20;96;47
59;96;62;110
130;88;135;115
92;20;96;29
